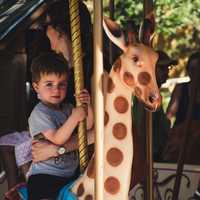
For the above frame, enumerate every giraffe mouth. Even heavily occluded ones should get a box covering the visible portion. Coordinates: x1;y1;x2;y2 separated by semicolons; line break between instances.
136;98;158;112
135;93;160;112
143;103;158;112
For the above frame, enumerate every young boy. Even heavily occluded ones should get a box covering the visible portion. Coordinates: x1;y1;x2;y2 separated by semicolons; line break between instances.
27;51;93;200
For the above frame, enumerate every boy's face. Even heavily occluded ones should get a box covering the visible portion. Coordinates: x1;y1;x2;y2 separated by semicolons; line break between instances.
33;73;67;106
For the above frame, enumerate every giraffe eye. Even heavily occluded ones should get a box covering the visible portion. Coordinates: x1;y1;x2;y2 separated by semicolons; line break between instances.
133;55;139;62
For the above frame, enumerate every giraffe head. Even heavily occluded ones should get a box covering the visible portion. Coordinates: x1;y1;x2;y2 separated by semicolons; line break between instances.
103;17;161;111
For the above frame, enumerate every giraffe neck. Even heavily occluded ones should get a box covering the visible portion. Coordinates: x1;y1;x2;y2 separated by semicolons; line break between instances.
71;70;135;200
103;69;134;199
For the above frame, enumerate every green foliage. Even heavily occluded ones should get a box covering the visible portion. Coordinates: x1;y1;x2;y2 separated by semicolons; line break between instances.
155;0;200;57
103;0;143;27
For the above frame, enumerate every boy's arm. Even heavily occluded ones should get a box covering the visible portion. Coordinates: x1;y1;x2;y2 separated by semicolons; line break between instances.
42;115;78;145
43;106;85;145
62;128;94;151
56;128;94;154
31;135;78;161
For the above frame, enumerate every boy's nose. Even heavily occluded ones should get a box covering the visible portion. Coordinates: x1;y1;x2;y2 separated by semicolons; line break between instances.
53;86;59;90
52;85;64;90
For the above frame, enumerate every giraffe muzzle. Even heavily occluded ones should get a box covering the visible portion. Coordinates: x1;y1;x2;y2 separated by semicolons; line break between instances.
146;92;162;112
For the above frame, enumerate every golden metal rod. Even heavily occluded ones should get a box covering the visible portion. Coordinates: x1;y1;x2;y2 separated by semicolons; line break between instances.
93;0;104;200
69;0;88;173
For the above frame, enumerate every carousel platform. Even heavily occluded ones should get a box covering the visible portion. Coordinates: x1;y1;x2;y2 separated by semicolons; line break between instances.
0;162;200;199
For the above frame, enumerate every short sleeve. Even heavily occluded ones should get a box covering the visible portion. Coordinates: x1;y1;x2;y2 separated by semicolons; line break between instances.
28;107;56;138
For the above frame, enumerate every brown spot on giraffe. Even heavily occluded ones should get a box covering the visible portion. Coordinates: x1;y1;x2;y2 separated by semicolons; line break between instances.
114;96;129;113
134;86;142;97
113;58;121;73
85;194;93;200
106;148;123;167
87;157;95;179
104;111;109;126
107;76;115;93
104;176;120;195
123;71;135;86
113;123;127;140
77;183;84;197
138;71;151;85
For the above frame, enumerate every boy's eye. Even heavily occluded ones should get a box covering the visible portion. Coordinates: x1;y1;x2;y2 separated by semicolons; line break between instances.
44;82;67;90
46;83;53;88
58;83;67;89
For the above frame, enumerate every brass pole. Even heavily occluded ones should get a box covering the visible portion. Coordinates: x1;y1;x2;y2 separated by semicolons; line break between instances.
94;0;104;200
144;0;154;200
69;0;88;173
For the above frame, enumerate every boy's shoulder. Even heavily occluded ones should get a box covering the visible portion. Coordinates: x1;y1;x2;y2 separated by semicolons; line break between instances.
29;102;50;119
32;102;48;112
30;102;74;118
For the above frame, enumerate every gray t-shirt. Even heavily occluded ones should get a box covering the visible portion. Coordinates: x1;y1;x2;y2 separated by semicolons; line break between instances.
27;102;79;178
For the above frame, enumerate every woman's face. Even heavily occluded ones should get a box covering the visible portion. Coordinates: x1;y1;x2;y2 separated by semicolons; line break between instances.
46;25;59;50
46;25;72;67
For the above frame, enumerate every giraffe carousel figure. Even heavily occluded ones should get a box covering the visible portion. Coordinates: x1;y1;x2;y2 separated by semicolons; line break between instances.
69;17;161;200
11;16;160;200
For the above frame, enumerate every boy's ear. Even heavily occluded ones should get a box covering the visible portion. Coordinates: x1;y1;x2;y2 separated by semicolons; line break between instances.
32;82;38;92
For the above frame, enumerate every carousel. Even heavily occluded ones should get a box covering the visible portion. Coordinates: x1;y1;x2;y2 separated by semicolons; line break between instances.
0;0;200;200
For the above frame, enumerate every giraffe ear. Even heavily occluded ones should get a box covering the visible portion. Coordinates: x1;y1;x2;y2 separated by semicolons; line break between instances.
103;17;127;52
139;13;155;46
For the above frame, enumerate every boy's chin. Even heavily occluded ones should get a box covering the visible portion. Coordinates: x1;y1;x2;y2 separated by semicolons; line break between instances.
51;101;63;106
45;102;61;109
50;98;64;104
45;100;63;107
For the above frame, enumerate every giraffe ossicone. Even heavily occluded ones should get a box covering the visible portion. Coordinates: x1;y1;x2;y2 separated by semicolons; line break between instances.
71;17;161;200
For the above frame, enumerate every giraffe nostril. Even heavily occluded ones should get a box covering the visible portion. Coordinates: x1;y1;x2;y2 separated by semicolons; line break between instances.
149;92;160;104
146;94;161;112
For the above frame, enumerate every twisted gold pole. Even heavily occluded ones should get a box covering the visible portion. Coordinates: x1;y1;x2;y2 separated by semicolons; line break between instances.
69;0;88;173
